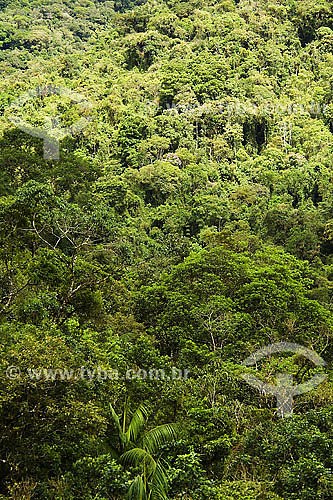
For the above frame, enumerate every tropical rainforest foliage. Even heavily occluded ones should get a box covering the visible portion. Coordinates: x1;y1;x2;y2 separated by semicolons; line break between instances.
0;0;332;499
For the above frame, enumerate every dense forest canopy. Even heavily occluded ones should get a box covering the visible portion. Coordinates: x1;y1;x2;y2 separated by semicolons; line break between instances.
0;1;332;499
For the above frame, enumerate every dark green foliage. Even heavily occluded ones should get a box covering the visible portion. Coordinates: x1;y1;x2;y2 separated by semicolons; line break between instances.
0;1;333;499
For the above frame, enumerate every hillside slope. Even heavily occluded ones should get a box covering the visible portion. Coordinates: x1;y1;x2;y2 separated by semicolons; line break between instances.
0;1;332;499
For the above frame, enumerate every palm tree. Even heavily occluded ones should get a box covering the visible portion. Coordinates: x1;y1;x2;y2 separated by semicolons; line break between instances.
109;402;178;500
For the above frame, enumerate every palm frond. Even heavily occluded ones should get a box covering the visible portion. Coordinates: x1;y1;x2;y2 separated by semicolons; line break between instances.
143;423;178;455
121;447;157;477
126;403;149;444
109;403;129;451
127;474;147;500
109;403;122;435
149;461;169;500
